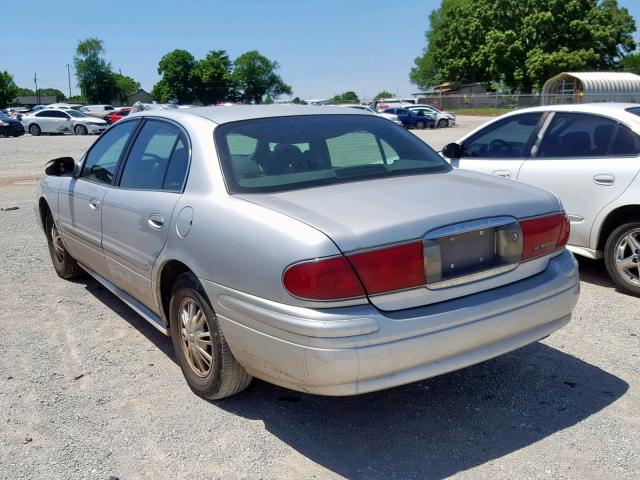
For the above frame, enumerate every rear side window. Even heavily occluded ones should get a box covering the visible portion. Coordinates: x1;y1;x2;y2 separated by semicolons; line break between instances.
216;114;449;193
462;113;542;158
81;120;138;185
611;124;640;156
539;113;617;157
119;120;188;191
36;111;54;117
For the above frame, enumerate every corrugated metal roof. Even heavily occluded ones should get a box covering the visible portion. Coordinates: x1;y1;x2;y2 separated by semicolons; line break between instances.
541;72;640;103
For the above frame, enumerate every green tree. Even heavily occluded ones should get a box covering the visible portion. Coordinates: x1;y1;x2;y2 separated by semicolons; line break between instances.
192;50;234;104
411;0;637;92
39;88;67;101
374;90;395;99
292;96;307;104
74;38;118;103
331;91;360;104
155;49;197;103
620;52;640;74
0;71;19;108
232;51;292;104
113;73;140;104
15;87;35;97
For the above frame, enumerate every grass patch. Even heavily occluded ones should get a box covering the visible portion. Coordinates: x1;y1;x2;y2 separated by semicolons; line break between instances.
452;108;515;116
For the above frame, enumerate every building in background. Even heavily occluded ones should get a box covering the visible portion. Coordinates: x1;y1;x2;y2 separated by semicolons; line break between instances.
13;95;57;107
541;72;640;105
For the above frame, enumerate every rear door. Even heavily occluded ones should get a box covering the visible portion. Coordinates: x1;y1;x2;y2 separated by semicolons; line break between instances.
101;119;190;308
34;110;57;132
517;112;640;248
57;119;139;276
454;112;543;179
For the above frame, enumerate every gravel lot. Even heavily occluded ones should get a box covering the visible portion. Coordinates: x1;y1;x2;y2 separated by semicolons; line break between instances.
1;118;638;480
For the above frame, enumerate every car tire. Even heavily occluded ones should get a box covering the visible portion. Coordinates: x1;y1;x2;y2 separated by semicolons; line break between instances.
415;120;426;130
604;222;640;297
74;124;88;136
169;272;252;399
45;211;81;279
29;124;41;136
438;119;449;128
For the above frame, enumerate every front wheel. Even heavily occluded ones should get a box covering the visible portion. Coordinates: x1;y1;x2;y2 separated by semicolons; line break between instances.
604;222;640;297
74;124;88;136
45;212;80;279
29;124;41;136
169;273;252;399
438;119;449;128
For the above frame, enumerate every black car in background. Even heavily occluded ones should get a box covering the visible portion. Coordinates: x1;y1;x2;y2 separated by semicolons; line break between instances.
382;107;436;130
0;111;25;137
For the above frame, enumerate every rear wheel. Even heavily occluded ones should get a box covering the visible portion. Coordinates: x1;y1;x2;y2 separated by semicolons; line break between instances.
169;272;252;399
45;211;80;279
29;124;41;136
415;120;426;130
604;222;640;297
74;124;87;136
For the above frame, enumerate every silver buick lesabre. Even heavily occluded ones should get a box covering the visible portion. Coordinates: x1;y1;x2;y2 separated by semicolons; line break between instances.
36;105;579;399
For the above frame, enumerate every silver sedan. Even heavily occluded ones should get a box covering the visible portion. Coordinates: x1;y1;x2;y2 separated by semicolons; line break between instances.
36;105;579;399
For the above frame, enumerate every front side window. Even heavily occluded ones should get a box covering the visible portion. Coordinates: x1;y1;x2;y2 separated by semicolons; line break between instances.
461;113;542;159
119;120;184;190
539;113;617;157
67;110;87;118
81;120;138;185
216;114;450;193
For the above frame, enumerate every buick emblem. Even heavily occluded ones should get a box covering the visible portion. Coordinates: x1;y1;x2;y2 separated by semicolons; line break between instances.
511;232;519;241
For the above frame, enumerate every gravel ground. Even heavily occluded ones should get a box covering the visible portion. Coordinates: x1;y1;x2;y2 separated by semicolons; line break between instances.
0;119;638;480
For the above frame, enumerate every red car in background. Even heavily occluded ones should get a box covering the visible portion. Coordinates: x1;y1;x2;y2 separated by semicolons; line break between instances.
106;107;131;124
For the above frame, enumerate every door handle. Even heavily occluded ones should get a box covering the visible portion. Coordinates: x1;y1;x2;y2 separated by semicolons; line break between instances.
148;213;165;229
89;198;100;210
492;170;511;178
593;174;615;186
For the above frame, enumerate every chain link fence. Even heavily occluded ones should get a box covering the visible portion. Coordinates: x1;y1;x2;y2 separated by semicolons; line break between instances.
415;93;640;111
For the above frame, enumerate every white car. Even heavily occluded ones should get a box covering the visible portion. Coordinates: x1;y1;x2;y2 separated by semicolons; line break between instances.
337;104;403;125
407;104;456;127
21;108;108;136
441;103;640;296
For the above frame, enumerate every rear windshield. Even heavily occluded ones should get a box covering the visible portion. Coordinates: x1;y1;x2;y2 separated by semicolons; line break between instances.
215;114;450;193
626;107;640;117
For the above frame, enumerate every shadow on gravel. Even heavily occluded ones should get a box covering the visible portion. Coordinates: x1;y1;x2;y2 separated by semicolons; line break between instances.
74;271;627;480
216;343;627;480
576;256;616;289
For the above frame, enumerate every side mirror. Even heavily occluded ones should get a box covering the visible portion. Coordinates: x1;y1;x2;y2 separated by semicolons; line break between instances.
442;143;462;159
45;157;77;177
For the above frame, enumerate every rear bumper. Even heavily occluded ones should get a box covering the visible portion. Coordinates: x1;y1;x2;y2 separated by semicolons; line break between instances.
202;249;579;396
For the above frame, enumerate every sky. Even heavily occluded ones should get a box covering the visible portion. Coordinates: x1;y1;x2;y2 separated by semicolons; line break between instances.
2;0;640;101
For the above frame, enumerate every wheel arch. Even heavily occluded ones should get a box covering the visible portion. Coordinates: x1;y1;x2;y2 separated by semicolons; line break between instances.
156;259;196;325
596;204;640;251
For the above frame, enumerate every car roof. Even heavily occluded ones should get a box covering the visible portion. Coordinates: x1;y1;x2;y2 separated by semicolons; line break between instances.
127;104;371;125
496;102;640;128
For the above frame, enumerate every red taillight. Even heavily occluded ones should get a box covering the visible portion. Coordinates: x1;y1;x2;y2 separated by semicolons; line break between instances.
520;213;569;261
348;241;425;295
282;256;365;300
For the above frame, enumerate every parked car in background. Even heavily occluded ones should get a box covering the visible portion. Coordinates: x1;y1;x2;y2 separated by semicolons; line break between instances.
0;110;25;137
37;105;578;399
22;108;108;136
407;104;456;127
336;104;403;125
442;103;640;296
106;107;132;124
78;105;117;119
382;107;436;129
45;103;84;111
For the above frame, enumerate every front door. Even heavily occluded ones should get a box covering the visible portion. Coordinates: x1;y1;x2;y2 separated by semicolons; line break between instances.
57;119;140;276
517;112;640;249
453;112;543;179
101;119;190;309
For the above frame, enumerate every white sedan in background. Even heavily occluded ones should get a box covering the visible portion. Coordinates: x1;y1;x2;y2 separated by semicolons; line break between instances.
441;103;640;296
407;104;456;127
21;108;108;136
337;104;403;125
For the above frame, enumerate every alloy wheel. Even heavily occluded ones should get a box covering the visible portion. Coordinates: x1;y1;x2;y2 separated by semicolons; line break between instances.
614;228;640;287
178;297;213;377
50;222;65;264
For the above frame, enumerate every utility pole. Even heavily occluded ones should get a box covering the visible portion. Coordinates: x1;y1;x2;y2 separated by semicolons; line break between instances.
34;73;40;104
66;64;72;99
